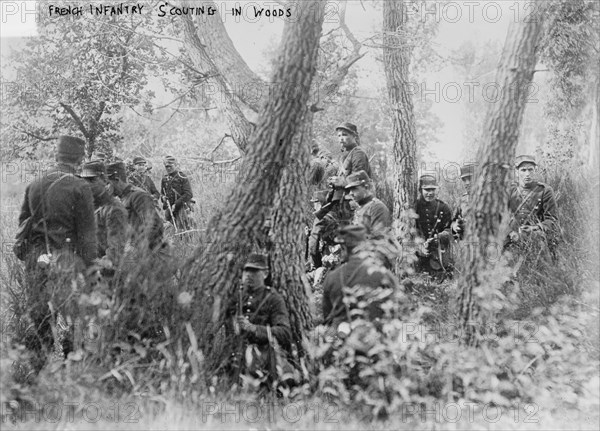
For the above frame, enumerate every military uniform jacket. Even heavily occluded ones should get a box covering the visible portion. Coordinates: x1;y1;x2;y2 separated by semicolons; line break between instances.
18;164;97;265
353;196;392;236
227;285;292;352
161;170;193;209
96;197;128;263
415;197;452;239
322;254;398;327
339;146;371;178
128;172;159;199
121;185;164;250
508;181;558;232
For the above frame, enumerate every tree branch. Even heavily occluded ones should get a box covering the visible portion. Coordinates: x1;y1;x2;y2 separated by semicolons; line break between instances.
11;125;57;141
59;103;89;139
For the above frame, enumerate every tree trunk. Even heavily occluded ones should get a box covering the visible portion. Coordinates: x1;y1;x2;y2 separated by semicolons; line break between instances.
458;5;546;345
382;0;418;257
269;115;313;357
179;8;254;153
192;2;266;113
182;0;325;365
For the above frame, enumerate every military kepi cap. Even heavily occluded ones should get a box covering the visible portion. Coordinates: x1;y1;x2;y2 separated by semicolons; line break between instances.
419;174;439;189
243;253;268;270
460;163;475;179
335;122;358;136
133;156;146;165
80;161;106;178
345;170;371;189
57;135;86;162
515;155;536;168
106;162;127;181
334;225;367;247
164;155;177;166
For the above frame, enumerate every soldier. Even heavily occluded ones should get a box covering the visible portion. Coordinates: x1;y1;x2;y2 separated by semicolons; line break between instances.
128;156;160;200
451;163;475;240
307;190;338;270
16;135;98;364
322;225;399;332
506;155;558;251
226;253;293;388
80;161;128;267
345;170;392;236
415;174;453;274
161;155;194;231
336;122;371;178
106;162;164;253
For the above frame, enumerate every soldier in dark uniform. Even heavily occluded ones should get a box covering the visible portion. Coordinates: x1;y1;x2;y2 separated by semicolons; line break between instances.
345;170;392;237
106;162;164;253
17;135;98;365
415;174;453;274
322;225;399;331
80;161;128;267
128;156;160;200
225;253;293;388
160;155;194;231
505;155;558;252
451;163;475;240
318;123;370;229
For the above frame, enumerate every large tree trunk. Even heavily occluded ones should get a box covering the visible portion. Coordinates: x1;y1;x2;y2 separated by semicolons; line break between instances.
269;115;313;358
458;5;546;345
179;8;254;153
383;0;418;256
182;0;325;365
192;1;266;113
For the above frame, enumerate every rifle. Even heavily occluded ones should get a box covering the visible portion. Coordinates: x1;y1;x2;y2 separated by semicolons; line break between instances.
161;186;180;232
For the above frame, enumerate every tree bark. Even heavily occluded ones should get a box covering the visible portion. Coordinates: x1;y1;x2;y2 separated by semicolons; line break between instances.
183;0;325;365
269;116;314;357
192;1;265;113
458;5;546;345
179;7;254;153
382;0;418;252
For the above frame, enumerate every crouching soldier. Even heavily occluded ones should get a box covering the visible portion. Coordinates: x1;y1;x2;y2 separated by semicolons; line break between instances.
226;253;295;392
415;174;454;276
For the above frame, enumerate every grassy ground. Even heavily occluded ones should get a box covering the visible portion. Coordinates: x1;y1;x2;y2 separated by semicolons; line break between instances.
1;166;599;430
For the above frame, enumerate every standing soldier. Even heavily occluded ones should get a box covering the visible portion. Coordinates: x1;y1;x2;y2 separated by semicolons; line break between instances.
414;174;453;275
345;170;392;237
16;135;98;365
506;155;558;252
451;163;475;240
80;161;128;268
161;155;194;231
128;156;160;201
320;122;371;227
106;162;164;253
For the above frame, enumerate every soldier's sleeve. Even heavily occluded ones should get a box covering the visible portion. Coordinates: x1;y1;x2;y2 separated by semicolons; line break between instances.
105;205;128;263
75;182;98;266
18;186;31;225
160;177;166;196
132;192;163;248
350;148;370;175
369;202;392;236
147;177;160;199
308;218;321;256
249;293;292;349
540;186;558;232
180;175;193;202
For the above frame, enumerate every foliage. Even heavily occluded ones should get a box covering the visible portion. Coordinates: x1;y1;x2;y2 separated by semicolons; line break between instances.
0;0;179;158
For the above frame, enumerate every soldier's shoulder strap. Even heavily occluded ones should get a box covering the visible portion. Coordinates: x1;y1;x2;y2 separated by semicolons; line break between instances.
176;171;188;179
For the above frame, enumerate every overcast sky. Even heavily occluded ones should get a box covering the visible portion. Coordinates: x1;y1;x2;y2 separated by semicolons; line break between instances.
1;1;514;162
